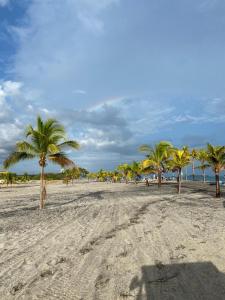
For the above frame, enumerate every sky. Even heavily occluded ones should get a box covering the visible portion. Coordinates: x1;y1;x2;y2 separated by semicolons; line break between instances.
0;0;225;173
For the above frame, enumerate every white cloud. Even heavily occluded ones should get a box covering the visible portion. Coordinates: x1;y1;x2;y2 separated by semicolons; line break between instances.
2;80;22;96
0;93;10;121
0;122;22;142
0;81;21;121
0;80;57;165
0;0;10;7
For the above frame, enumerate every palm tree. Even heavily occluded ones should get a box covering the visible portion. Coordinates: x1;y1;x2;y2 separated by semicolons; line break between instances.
139;161;156;186
197;149;209;183
139;141;172;187
96;169;108;182
167;147;191;194
4;116;79;209
117;163;131;183
129;161;142;183
87;172;97;181
4;172;16;187
206;144;225;198
191;149;198;181
109;170;122;183
64;166;80;184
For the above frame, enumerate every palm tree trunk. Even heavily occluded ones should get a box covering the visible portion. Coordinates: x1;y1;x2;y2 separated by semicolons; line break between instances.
192;160;195;181
158;171;162;188
40;165;46;209
215;172;220;198
145;178;150;186
178;169;182;194
203;169;206;183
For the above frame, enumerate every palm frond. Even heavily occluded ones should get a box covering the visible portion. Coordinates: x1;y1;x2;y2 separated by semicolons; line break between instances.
58;140;80;150
4;152;35;169
195;164;210;170
16;141;37;154
37;115;44;133
48;144;60;154
142;159;158;169
44;118;66;138
48;152;75;167
139;144;153;153
25;125;34;137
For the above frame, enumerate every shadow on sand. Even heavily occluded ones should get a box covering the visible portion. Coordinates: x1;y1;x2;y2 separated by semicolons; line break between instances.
130;262;225;300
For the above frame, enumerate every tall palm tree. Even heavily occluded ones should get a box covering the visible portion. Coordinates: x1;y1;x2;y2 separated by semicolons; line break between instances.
197;149;209;183
167;147;191;194
191;149;198;181
206;144;225;198
139;141;172;187
4;116;79;209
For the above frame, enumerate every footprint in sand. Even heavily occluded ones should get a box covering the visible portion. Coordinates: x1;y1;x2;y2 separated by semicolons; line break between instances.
95;274;110;290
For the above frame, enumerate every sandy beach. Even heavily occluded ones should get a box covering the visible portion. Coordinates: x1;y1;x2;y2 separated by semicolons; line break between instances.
0;181;225;299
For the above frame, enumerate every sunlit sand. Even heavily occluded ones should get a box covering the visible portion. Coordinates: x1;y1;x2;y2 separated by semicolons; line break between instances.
0;181;225;299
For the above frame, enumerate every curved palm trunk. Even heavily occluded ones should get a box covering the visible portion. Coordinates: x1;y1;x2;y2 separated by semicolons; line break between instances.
177;168;182;194
215;172;220;198
40;165;46;209
158;171;162;188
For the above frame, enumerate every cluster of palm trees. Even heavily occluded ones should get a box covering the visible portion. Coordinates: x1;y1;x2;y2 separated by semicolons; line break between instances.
90;141;225;198
62;167;88;184
87;169;122;183
2;116;225;209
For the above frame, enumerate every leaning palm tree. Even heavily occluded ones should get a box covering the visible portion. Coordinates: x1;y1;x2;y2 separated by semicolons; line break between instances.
4;116;80;209
206;144;225;198
139;141;173;187
196;149;210;183
167;147;191;194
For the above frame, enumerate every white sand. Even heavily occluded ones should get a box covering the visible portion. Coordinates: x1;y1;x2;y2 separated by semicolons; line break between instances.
0;181;225;299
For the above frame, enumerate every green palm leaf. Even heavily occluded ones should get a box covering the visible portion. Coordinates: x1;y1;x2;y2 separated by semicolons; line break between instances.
4;152;35;169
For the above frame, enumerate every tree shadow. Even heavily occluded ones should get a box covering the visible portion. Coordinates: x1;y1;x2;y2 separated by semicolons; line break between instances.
130;262;225;300
0;191;106;218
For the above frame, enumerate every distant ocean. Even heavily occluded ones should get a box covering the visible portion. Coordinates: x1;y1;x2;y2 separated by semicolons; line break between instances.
186;175;225;184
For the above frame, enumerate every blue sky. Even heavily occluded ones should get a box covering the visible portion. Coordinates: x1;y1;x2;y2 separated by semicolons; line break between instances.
0;0;225;173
